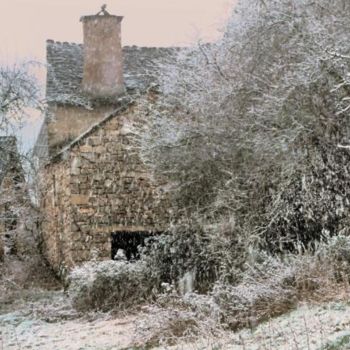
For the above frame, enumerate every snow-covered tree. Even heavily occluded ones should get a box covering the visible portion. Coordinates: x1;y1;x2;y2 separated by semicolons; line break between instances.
139;0;350;252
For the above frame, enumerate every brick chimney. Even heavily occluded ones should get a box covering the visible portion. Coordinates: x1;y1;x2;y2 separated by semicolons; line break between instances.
80;6;124;98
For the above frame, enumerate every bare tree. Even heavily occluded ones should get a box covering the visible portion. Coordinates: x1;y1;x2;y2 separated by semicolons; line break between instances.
0;62;42;260
0;62;41;132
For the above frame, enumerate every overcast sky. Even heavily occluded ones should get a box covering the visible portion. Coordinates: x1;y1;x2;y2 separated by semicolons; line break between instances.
1;0;233;62
0;0;234;151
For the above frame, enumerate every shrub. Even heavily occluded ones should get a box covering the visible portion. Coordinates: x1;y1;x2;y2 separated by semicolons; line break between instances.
181;237;350;331
210;254;298;329
317;235;350;282
141;228;218;293
141;222;250;293
265;147;350;252
68;260;157;312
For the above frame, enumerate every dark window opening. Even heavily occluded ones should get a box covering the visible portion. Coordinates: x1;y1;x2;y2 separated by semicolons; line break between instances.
111;231;153;261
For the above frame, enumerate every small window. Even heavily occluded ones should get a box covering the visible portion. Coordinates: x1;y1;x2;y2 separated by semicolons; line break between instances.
111;231;152;261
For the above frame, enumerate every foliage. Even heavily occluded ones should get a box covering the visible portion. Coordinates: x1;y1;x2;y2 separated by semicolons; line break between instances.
208;255;298;329
265;145;350;251
68;260;158;312
129;236;350;343
141;227;219;293
183;235;350;331
141;221;254;292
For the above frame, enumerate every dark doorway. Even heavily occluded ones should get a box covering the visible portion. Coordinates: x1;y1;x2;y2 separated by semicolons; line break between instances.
111;231;152;261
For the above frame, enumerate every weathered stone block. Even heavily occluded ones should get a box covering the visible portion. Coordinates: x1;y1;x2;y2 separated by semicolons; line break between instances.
71;195;89;205
80;145;94;153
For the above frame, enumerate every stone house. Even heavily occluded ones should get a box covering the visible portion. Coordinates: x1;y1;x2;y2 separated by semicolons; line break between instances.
0;136;25;259
34;7;175;275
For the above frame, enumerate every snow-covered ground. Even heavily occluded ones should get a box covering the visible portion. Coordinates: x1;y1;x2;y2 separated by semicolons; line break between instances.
1;287;350;350
0;290;137;350
191;302;350;350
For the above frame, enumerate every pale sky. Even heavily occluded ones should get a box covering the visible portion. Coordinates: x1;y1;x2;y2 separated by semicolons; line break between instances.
0;0;233;62
0;0;234;151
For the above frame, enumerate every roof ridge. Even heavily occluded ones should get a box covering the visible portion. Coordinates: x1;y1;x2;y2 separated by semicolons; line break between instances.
46;39;83;47
46;39;180;50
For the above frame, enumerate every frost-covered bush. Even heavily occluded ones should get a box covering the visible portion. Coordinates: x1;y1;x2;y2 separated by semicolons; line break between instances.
141;228;217;293
140;238;350;335
68;260;157;311
265;147;350;252
141;222;250;293
317;235;350;281
210;255;298;329
179;238;350;331
131;239;350;342
321;235;350;265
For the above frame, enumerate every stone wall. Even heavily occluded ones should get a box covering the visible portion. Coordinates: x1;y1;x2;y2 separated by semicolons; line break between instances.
41;106;170;274
40;157;72;273
47;104;114;156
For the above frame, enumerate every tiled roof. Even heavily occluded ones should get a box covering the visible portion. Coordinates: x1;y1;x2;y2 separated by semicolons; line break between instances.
46;40;179;105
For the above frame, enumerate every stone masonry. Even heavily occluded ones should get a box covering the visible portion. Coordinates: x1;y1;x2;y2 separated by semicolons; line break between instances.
40;103;170;275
